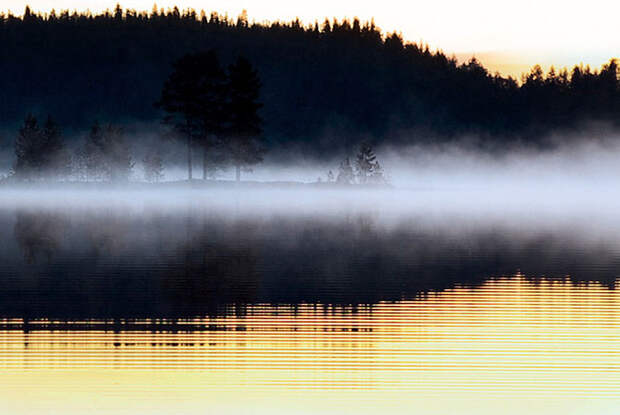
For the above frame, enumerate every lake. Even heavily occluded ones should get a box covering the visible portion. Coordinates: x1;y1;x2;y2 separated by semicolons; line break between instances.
0;188;619;414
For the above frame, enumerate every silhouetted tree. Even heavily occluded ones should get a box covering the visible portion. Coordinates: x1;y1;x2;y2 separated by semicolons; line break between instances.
194;51;227;180
83;121;107;181
354;142;378;184
13;114;70;181
353;142;386;184
157;51;227;181
41;116;71;180
157;59;197;181
14;114;43;180
225;56;264;181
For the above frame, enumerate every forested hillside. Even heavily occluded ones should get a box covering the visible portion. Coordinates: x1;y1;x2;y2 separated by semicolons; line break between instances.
0;6;618;152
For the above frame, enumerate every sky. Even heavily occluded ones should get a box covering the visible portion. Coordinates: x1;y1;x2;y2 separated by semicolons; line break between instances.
2;0;619;77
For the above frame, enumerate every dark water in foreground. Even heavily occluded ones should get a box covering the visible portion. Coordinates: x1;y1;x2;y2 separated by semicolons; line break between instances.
0;192;619;414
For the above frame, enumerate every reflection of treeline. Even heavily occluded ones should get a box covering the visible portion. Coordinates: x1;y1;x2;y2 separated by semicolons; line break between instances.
2;210;618;319
0;6;618;154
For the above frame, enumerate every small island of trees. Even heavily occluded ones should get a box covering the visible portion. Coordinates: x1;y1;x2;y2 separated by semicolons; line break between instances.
3;48;389;186
320;143;387;185
4;50;275;185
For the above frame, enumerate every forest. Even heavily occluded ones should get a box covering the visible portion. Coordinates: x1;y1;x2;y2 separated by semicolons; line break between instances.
0;5;619;159
6;45;387;184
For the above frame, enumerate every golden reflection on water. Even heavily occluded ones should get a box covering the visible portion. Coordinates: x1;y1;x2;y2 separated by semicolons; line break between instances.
1;276;619;414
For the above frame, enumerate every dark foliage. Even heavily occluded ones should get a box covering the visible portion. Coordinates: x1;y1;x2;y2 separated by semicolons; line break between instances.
156;50;227;180
225;56;264;181
0;7;618;153
156;50;263;181
14;114;70;180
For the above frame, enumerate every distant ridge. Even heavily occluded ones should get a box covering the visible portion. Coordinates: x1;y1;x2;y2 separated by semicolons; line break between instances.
0;6;618;152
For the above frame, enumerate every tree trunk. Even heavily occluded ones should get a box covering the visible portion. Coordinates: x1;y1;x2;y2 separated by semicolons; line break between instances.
236;164;241;182
187;134;192;181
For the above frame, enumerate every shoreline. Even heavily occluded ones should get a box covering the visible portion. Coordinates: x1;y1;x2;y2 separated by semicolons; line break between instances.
0;179;392;191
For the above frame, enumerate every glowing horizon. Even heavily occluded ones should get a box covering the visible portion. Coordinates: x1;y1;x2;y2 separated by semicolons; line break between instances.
1;1;618;77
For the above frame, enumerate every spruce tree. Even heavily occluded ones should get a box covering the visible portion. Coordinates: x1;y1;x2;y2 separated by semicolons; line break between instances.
14;114;43;180
194;51;227;180
41;116;71;180
354;142;378;184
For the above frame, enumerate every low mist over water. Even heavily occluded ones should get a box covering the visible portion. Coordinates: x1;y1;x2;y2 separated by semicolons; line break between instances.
0;188;618;320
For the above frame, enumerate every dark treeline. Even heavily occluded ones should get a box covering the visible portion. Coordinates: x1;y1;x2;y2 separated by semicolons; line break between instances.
6;45;388;184
0;6;618;155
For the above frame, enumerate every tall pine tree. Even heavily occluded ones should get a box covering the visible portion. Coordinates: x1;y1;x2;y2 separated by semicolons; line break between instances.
157;50;227;181
14;114;43;180
41;116;71;180
225;56;264;181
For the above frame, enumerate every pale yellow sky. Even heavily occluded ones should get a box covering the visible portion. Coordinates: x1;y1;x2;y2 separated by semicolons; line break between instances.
2;0;619;77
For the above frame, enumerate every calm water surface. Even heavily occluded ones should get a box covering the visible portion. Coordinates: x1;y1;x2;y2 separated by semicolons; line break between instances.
0;191;619;414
